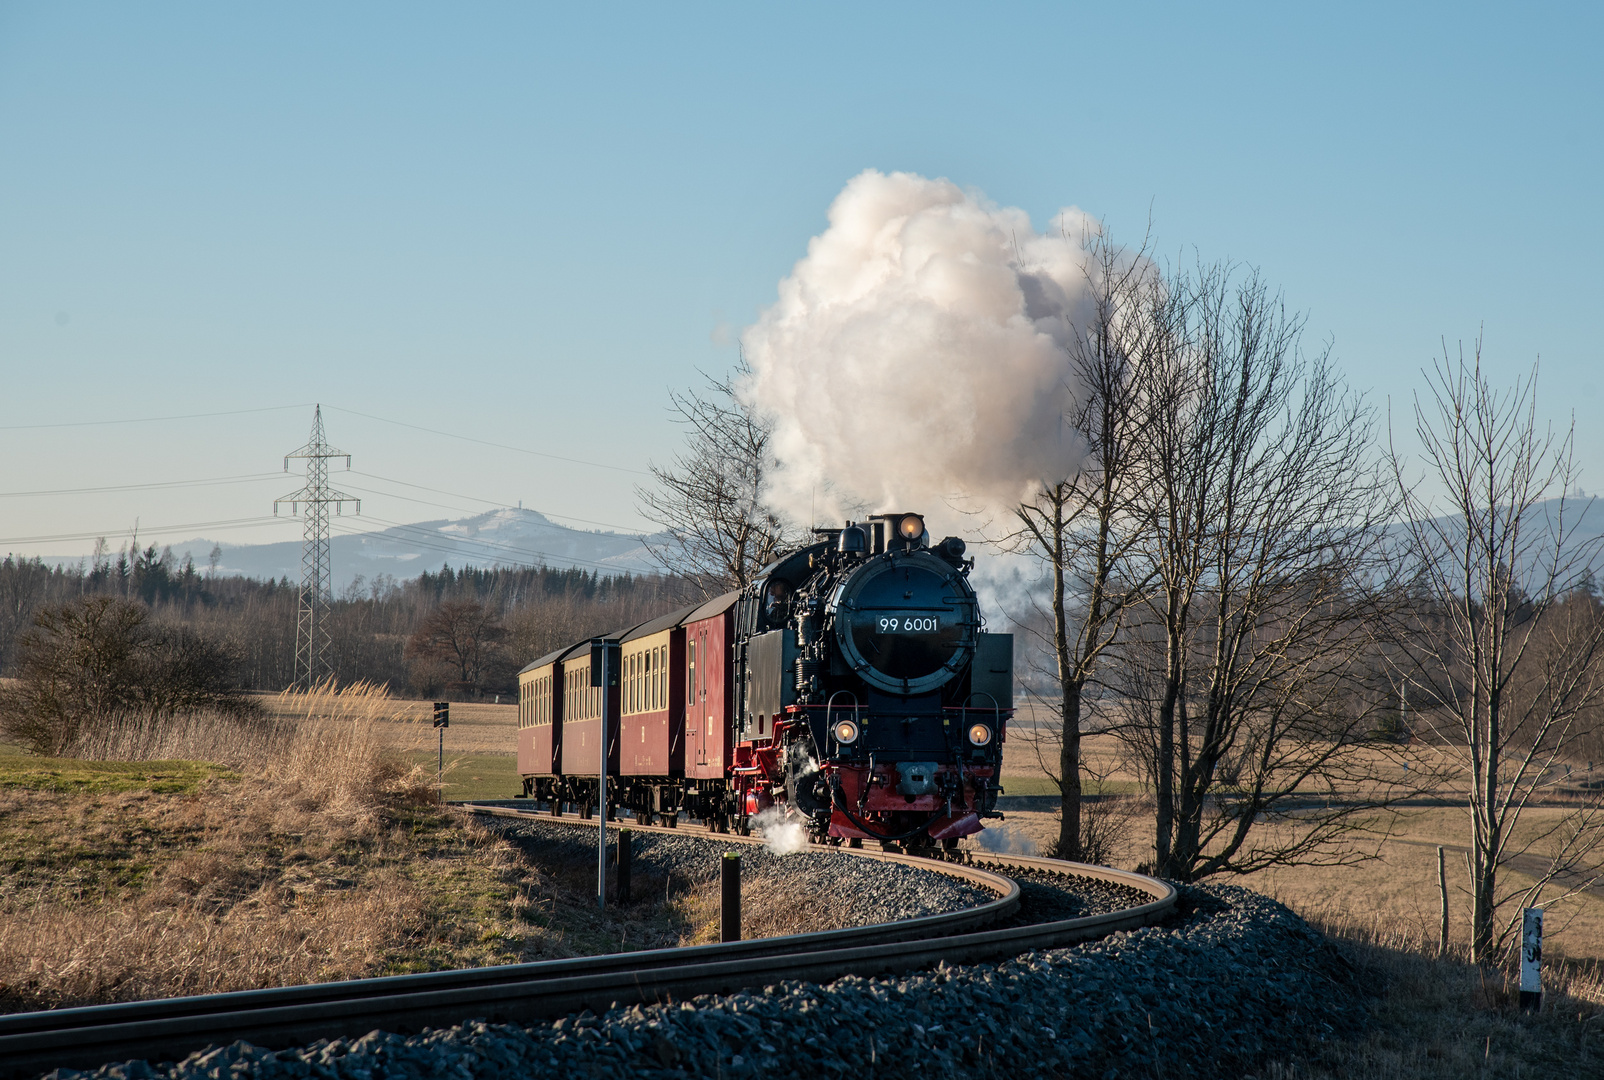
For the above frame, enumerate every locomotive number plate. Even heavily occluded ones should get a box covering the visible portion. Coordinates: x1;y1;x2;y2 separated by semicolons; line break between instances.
876;615;942;632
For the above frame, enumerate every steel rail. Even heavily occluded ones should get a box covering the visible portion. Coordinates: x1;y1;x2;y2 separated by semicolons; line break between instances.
0;805;1176;1080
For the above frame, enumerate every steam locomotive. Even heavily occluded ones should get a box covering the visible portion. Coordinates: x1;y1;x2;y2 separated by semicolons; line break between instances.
515;512;1011;849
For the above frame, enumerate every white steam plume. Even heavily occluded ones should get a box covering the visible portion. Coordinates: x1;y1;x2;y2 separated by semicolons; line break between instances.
741;169;1100;531
752;805;810;856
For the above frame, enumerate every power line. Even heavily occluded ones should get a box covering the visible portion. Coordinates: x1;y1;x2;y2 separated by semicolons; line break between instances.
325;405;650;476
338;477;653;537
346;470;651;533
337;482;494;520
0;472;285;499
0;516;289;547
0;404;315;431
0;401;648;478
333;514;654;575
338;515;648;574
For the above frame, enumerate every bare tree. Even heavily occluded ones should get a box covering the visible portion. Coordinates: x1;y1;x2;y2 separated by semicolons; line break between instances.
1009;230;1163;859
1116;261;1409;881
1390;339;1604;963
404;600;509;697
0;554;52;675
637;359;791;598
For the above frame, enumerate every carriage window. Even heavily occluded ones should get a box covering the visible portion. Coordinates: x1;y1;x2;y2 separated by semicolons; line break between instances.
688;640;696;705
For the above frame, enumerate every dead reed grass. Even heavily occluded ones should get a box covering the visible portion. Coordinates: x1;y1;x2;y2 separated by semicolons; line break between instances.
68;681;437;822
0;868;425;1007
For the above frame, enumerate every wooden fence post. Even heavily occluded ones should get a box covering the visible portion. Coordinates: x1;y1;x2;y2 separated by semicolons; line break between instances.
721;852;742;942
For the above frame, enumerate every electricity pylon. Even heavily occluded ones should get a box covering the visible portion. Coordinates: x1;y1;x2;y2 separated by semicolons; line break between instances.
275;405;360;690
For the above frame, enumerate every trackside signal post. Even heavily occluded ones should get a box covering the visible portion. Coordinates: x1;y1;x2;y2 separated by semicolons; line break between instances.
590;638;620;910
433;702;449;800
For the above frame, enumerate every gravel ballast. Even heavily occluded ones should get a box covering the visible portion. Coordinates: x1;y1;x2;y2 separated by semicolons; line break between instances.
985;864;1154;924
43;885;1363;1080
479;816;999;929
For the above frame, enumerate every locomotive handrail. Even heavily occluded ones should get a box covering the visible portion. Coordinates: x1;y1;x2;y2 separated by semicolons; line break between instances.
962;691;1004;733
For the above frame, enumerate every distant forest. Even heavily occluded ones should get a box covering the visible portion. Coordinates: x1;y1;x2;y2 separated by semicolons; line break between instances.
0;545;689;698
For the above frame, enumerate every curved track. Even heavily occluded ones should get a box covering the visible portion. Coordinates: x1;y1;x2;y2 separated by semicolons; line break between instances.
0;804;1177;1080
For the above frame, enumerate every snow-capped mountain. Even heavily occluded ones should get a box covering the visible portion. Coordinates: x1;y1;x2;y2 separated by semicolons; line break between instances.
166;508;664;586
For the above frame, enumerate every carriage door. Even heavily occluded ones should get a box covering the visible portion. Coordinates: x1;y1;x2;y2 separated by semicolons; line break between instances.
690;630;708;767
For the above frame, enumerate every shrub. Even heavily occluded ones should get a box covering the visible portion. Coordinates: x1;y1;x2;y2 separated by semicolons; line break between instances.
0;596;255;755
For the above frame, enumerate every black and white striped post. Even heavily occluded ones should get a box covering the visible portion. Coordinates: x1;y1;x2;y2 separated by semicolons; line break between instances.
1520;907;1543;1012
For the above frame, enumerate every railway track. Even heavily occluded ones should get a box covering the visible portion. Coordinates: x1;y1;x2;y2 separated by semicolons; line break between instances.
0;803;1177;1080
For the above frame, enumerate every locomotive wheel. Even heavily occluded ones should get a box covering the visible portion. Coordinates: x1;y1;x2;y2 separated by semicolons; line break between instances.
848;837;863;849
737;816;751;837
942;838;961;852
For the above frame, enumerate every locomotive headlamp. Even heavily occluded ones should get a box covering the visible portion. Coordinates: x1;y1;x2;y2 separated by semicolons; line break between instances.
833;719;860;745
967;723;993;747
899;514;925;540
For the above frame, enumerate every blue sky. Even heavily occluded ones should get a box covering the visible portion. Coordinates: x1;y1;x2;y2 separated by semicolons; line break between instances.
2;2;1601;557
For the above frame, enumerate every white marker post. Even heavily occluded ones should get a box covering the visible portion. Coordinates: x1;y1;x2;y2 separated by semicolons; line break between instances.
1520;907;1543;1012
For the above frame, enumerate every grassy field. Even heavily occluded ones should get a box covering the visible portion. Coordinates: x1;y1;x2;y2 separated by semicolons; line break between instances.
8;690;1604;1074
0;698;761;1015
254;694;526;802
413;751;521;802
0;687;960;1014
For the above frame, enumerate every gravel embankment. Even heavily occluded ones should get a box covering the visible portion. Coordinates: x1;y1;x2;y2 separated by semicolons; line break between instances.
479;816;998;928
990;864;1155;924
46;886;1364;1080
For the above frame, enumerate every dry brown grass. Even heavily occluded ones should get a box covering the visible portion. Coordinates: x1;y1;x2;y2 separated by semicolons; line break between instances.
1253;915;1604;1078
0;683;786;1012
975;806;1604;962
252;693;519;757
69;681;435;818
971;803;1604;1075
0;684;581;1011
0;774;435;1010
